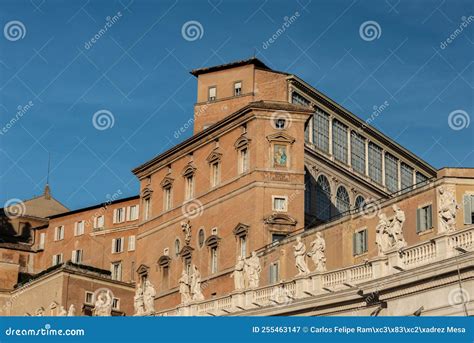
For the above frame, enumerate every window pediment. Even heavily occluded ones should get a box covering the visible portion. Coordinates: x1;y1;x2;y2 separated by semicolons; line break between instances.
142;187;153;199
266;132;295;144
263;213;297;226
205;234;220;248
157;255;171;267
232;223;250;237
160;176;174;188
234;135;251;149
182;162;197;177
136;264;150;275
179;245;194;258
206;149;223;164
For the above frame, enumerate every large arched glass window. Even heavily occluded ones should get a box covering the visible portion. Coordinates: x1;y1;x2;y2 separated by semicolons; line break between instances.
336;186;350;215
316;175;331;221
354;195;365;211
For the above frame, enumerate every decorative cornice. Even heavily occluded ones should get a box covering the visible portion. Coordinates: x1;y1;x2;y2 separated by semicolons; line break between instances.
160;176;174;188
232;223;250;236
234;135;251;150
264;213;297;226
266;132;296;144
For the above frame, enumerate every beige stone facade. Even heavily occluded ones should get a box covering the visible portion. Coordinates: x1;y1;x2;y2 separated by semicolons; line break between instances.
0;58;472;317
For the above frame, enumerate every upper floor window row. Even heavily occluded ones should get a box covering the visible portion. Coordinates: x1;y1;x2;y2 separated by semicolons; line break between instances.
112;205;140;224
207;81;243;101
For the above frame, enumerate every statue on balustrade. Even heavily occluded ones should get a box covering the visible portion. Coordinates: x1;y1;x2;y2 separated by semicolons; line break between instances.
308;232;326;272
67;304;76;316
245;251;261;288
389;205;407;249
438;186;459;233
58;306;67;316
179;270;191;304
293;236;310;276
143;280;156;314
190;265;204;301
231;256;246;290
93;290;112;316
375;213;391;255
133;284;145;315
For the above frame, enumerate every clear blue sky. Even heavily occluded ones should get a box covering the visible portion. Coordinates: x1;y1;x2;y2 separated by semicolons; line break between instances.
0;0;473;210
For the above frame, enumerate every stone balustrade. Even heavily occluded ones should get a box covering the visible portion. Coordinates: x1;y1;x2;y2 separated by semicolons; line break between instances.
154;226;473;317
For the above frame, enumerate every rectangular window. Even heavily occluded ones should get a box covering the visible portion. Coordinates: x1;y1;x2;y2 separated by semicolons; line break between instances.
332;119;348;163
416;205;433;233
52;253;63;266
401;163;414;190
85;291;94;304
269;262;279;284
111;237;124;253
385;153;399;193
291;92;310;106
128;235;136;251
272;234;286;243
210;247;218;274
351;132;366;175
185;175;194;200
94;215;105;229
111;262;122;281
234;82;242;96
239;148;249;173
129;205;139;221
72;249;83;264
163;186;172;211
208;86;216;101
416;172;428;185
273;196;288;212
114;208;125;224
39;232;45;250
112;298;120;310
368;143;383;184
463;194;474;224
239;235;247;257
74;221;85;236
313;109;330;153
144;198;151;220
54;226;64;241
211;162;220;187
353;229;368;255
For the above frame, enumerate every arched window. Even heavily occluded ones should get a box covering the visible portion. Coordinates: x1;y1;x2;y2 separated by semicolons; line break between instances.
174;239;180;257
355;195;366;211
198;229;205;248
336;186;350;216
316;175;331;221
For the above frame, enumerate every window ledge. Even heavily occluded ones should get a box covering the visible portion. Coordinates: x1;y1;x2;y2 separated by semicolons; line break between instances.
417;228;434;236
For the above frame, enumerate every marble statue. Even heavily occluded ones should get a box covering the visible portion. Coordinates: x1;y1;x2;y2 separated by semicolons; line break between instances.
308;232;326;272
389;205;407;249
134;285;145;315
231;256;245;290
438;186;459;233
293;236;310;276
67;304;76;316
35;307;44;316
181;220;192;245
178;270;191;304
58;306;67;316
190;265;204;301
245;251;261;288
93;290;112;316
143;280;156;314
375;213;391;255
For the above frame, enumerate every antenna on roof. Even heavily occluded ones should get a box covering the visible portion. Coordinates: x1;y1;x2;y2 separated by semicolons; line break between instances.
44;152;51;199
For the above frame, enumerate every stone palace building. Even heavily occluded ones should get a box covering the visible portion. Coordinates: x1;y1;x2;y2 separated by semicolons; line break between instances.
0;58;472;317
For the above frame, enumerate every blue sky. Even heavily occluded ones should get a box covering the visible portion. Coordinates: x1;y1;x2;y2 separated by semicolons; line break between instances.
0;0;473;210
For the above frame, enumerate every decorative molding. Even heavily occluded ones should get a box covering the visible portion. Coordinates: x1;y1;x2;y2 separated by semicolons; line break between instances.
232;223;250;237
264;213;297;226
205;234;221;248
206;149;223;164
141;187;153;199
180;245;194;258
157;255;171;267
266;132;295;144
181;162;197;177
234;135;251;149
160;176;174;188
136;264;150;275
